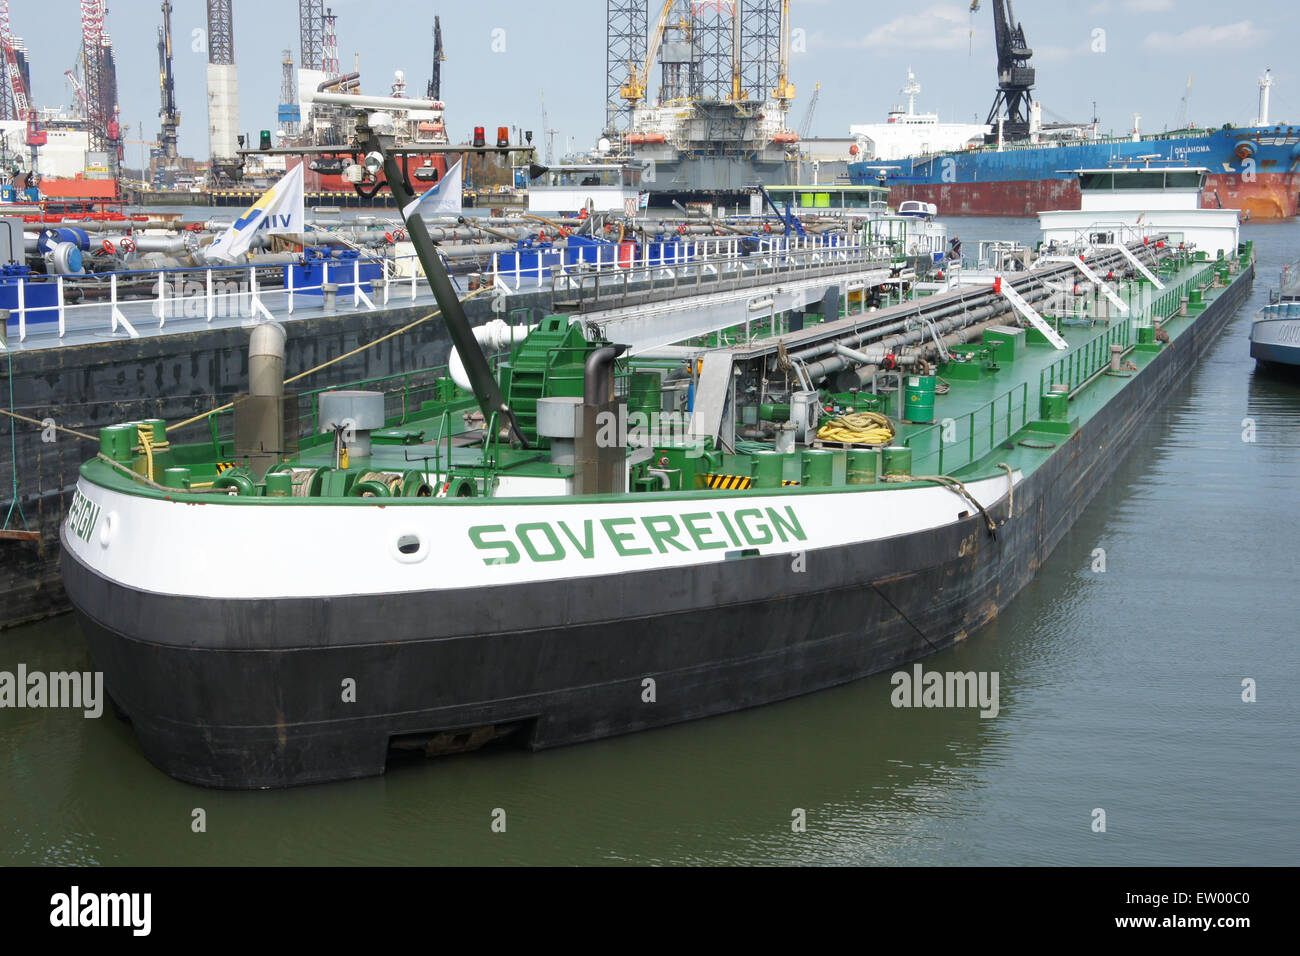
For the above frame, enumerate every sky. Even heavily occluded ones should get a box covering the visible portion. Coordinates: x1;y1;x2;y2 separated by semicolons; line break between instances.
12;0;1299;162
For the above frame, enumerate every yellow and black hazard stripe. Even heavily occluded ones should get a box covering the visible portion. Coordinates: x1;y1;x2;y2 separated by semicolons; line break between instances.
704;473;753;490
782;479;800;486
215;461;237;474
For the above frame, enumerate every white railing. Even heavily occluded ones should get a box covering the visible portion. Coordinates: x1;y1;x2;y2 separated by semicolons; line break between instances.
0;233;869;349
490;231;866;293
548;239;880;309
0;252;432;349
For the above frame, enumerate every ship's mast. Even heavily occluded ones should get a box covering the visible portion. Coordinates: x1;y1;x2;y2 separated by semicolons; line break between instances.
903;69;920;118
1258;69;1274;127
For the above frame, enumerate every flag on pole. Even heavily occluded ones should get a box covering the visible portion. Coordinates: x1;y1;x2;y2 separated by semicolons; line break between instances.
401;160;463;219
204;164;305;262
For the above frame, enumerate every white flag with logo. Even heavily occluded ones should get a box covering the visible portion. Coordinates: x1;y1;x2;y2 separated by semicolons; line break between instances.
401;160;462;219
205;164;305;262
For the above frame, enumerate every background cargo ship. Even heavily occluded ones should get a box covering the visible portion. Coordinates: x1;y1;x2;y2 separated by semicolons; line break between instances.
848;1;1298;221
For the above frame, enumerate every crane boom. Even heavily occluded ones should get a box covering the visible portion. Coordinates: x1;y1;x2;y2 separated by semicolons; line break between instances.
0;0;44;172
1173;74;1192;130
64;68;88;115
772;0;795;103
798;82;819;140
0;0;27;116
621;0;674;107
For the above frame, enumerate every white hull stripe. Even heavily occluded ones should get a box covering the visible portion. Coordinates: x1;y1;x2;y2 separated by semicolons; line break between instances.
62;473;1018;600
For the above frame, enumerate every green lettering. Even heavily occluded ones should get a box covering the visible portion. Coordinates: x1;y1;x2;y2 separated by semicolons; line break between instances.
469;525;521;566
716;511;742;547
681;512;726;551
601;517;651;556
557;519;596;559
516;523;566;562
766;506;807;544
734;508;773;546
74;499;99;541
642;515;689;553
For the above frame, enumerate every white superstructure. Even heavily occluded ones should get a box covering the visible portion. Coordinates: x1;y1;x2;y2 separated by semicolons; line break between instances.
849;71;989;161
527;163;642;214
0;114;92;179
1039;167;1240;260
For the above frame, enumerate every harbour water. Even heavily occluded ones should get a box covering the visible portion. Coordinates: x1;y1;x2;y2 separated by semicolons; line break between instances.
2;216;1296;866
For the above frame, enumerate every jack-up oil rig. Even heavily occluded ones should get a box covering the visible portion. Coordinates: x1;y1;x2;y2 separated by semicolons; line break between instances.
606;0;799;208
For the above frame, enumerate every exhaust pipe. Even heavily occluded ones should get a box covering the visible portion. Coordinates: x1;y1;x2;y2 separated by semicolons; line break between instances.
574;344;627;495
237;322;287;479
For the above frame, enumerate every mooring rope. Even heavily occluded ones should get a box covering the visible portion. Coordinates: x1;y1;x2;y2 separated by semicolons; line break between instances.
997;462;1015;524
3;350;30;531
885;471;998;537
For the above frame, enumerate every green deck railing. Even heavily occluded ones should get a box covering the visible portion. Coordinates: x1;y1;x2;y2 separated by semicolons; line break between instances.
903;381;1030;476
202;362;469;453
1145;261;1217;323
1040;320;1134;396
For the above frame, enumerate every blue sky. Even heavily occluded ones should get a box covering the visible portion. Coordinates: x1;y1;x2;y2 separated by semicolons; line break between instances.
13;0;1298;161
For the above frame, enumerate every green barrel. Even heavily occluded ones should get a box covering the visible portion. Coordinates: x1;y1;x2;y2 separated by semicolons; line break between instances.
882;445;912;479
161;467;191;490
904;374;937;424
801;449;834;487
846;449;879;485
627;372;662;415
752;451;785;488
264;472;293;497
98;424;135;463
1188;288;1203;307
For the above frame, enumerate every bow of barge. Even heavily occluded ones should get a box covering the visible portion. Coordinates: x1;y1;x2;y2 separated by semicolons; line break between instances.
59;132;1257;788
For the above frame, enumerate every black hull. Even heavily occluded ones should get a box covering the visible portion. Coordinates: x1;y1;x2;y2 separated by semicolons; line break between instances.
62;267;1254;788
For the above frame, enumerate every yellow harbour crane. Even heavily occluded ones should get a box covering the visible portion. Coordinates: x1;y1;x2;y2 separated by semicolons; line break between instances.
620;0;675;107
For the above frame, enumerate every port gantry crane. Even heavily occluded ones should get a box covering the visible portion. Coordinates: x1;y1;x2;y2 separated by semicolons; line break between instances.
157;1;179;160
426;16;444;101
971;0;1035;143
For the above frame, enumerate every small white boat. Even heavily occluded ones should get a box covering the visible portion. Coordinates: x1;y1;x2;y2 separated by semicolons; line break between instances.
1250;302;1300;369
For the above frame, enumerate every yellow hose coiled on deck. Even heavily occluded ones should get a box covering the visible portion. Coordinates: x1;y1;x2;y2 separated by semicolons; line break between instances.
816;411;896;446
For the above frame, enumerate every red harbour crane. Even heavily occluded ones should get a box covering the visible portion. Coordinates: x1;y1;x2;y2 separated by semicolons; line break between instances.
0;0;45;175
